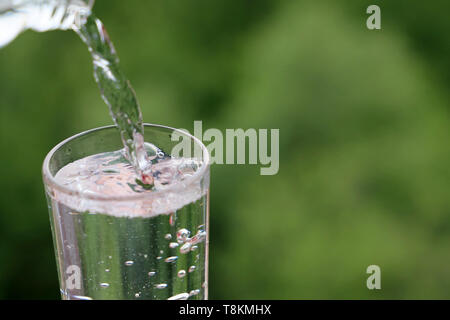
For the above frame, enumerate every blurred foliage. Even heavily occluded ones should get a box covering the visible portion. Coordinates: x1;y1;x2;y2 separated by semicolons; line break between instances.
0;0;449;299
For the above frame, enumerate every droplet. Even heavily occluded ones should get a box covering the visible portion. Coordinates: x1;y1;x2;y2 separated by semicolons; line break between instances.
160;250;164;254
135;292;141;298
180;242;192;254
165;256;178;263
155;283;168;289
177;228;191;243
168;292;189;300
189;265;196;273
148;271;156;277
108;256;112;259
189;289;200;296
100;283;110;288
105;269;110;272
125;260;134;266
177;270;186;278
143;254;148;258
165;234;172;240
169;242;179;249
156;256;162;260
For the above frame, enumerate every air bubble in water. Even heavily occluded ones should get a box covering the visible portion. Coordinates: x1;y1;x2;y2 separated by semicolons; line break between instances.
155;283;168;289
100;283;110;288
135;292;141;298
125;260;134;266
165;233;172;240
156;256;162;260
180;242;192;254
72;295;93;300
190;230;206;244
189;265;196;273
148;271;156;277
177;228;190;243
165;256;178;263
105;269;110;272
169;212;176;226
177;270;186;278
169;242;179;249
168;292;189;300
189;289;200;296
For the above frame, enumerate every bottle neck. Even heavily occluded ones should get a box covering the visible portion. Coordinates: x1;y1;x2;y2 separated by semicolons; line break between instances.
0;0;94;48
25;0;93;31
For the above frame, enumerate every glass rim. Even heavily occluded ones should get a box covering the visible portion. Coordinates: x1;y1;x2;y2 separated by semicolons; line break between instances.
42;123;210;202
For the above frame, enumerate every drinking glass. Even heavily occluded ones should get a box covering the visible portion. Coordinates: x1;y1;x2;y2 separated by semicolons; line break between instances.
42;124;210;300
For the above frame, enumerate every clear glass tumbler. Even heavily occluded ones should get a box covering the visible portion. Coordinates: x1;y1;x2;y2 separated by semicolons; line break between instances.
42;124;210;300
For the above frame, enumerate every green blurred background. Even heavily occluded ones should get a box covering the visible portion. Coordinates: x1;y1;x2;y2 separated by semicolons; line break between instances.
0;0;449;299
